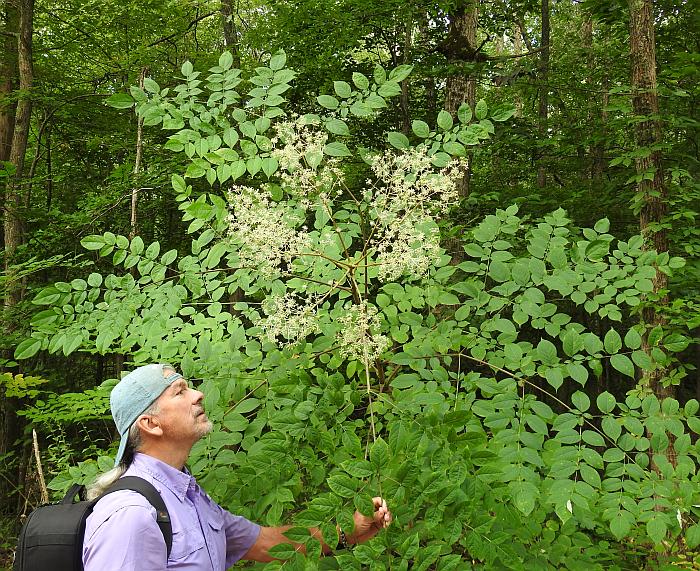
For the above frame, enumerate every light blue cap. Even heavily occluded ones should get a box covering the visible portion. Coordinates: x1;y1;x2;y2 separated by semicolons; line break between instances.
110;364;183;466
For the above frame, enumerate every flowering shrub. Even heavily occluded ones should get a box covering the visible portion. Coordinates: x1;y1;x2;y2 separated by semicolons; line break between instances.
18;51;698;569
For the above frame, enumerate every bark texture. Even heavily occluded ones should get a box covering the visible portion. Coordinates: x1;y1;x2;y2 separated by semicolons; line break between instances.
537;0;550;188
1;0;33;517
221;0;241;68
130;68;147;241
0;0;19;163
628;0;676;477
443;0;478;199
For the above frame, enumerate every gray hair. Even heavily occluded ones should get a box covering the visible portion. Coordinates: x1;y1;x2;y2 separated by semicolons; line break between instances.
86;401;159;500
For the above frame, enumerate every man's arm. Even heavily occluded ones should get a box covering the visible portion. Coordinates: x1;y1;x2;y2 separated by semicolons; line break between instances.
242;497;392;562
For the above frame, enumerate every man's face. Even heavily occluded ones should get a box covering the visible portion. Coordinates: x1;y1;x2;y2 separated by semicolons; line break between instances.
153;374;213;444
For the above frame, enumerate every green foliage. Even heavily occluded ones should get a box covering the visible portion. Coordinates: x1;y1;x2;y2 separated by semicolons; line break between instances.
0;373;48;398
19;52;698;570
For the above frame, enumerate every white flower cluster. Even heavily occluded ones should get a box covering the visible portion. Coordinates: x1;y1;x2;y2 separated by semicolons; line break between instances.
336;302;390;362
271;119;343;204
258;293;319;345
226;185;310;279
375;220;442;281
367;147;461;280
370;147;460;216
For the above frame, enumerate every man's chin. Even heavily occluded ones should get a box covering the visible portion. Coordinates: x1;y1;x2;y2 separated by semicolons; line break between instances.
196;418;214;438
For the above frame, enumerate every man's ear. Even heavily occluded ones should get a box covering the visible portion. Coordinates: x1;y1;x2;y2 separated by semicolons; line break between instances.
136;414;163;437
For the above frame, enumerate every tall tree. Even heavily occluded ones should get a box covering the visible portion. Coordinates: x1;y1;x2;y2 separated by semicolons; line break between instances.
537;0;550;188
1;0;33;516
0;0;19;163
442;0;479;198
4;0;33;302
627;0;676;467
221;0;241;68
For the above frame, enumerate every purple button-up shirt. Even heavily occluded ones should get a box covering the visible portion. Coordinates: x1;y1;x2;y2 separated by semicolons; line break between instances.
82;453;260;570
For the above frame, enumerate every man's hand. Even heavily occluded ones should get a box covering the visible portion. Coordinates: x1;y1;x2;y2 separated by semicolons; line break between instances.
347;497;392;545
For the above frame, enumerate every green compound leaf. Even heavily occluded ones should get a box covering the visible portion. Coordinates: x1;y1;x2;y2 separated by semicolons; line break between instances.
105;93;134;109
687;524;700;549
14;337;42;360
610;354;635;378
81;235;105;251
327;474;357;498
437;110;453;131
602;416;621;441
646;515;668;545
624;328;642;350
610;510;634;540
596;392;616;413
387;131;409;149
370;437;389;470
412;120;430;138
604;329;622;354
572;391;590;412
317;94;339;109
324;142;352;157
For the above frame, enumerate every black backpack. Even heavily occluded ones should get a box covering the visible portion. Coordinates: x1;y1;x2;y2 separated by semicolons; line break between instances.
13;475;172;571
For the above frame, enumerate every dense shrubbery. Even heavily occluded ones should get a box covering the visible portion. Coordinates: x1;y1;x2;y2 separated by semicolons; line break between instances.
17;53;698;569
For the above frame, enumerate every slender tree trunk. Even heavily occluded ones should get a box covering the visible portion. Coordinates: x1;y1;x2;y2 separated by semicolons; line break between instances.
220;0;241;68
419;14;437;125
4;0;33;307
45;117;52;209
0;0;19;163
1;0;33;517
537;0;550;188
444;0;478;199
25;108;45;208
513;26;524;117
627;0;676;472
581;16;594;182
130;68;146;241
399;15;412;135
581;15;608;185
4;0;33;278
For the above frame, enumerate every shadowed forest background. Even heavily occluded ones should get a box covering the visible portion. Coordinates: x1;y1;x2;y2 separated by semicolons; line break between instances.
1;0;698;569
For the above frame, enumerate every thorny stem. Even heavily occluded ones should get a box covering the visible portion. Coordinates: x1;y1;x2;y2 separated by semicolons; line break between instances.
278;271;352;293
223;379;267;417
350;275;383;499
320;195;351;261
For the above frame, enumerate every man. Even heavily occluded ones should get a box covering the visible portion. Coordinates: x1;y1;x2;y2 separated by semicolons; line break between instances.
83;364;392;570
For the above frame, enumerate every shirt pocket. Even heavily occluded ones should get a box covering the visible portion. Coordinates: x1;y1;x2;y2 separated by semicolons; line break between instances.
204;506;226;567
169;525;205;562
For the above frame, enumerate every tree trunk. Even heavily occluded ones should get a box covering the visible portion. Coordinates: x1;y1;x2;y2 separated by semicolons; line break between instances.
627;0;676;472
513;26;524;117
4;0;33;311
1;0;33;518
399;15;412;135
0;0;19;163
444;0;478;199
130;68;146;241
537;0;550;188
45;116;52;209
4;0;34;283
220;0;241;68
419;14;437;125
581;15;608;185
591;75;608;184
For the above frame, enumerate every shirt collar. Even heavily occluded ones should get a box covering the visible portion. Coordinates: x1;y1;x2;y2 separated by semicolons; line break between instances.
129;452;194;501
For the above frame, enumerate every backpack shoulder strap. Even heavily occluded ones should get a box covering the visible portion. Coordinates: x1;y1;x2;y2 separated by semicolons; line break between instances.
101;476;173;558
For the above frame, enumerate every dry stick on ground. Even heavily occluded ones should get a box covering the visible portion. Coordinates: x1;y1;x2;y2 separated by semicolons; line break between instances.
32;429;48;504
